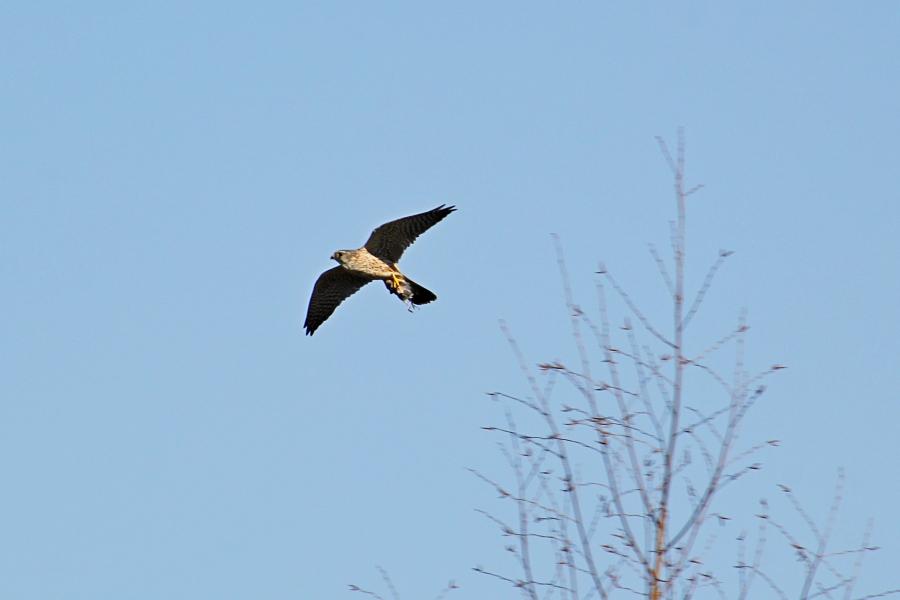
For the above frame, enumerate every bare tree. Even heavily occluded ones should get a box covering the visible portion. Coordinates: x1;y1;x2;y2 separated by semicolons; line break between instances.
474;131;896;599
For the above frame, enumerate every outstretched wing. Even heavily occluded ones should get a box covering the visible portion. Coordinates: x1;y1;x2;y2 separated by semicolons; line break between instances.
304;267;371;335
364;204;456;263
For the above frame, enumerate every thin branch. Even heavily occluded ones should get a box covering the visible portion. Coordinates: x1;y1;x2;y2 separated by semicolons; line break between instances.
626;322;664;440
689;321;748;365
655;135;677;175
851;591;900;600
843;520;873;600
683;250;731;328
349;584;387;600
599;267;675;349
742;566;790;600
433;580;460;600
648;243;675;296
800;470;846;600
378;566;401;600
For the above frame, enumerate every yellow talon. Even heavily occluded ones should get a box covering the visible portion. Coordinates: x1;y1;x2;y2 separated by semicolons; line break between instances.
389;272;403;291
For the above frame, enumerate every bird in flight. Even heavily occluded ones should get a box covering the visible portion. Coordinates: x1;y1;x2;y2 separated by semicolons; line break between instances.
303;205;456;335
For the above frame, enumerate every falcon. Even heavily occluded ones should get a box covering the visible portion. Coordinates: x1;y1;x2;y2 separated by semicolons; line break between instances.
303;204;456;335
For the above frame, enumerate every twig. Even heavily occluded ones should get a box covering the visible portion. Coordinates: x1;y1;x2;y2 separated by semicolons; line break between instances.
648;243;675;296
683;250;732;328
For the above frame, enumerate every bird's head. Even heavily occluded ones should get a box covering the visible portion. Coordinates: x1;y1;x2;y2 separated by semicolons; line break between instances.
331;250;348;264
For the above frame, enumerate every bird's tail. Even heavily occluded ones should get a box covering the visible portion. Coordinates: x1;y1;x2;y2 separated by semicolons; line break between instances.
386;275;437;305
405;277;437;305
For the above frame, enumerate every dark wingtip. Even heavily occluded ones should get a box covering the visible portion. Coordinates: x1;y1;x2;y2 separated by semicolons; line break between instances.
434;204;457;214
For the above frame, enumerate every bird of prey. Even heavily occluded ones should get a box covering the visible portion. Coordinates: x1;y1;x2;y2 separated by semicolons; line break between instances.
303;204;456;335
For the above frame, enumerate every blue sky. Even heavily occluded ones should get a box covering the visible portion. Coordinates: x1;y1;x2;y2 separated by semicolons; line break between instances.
2;2;899;598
